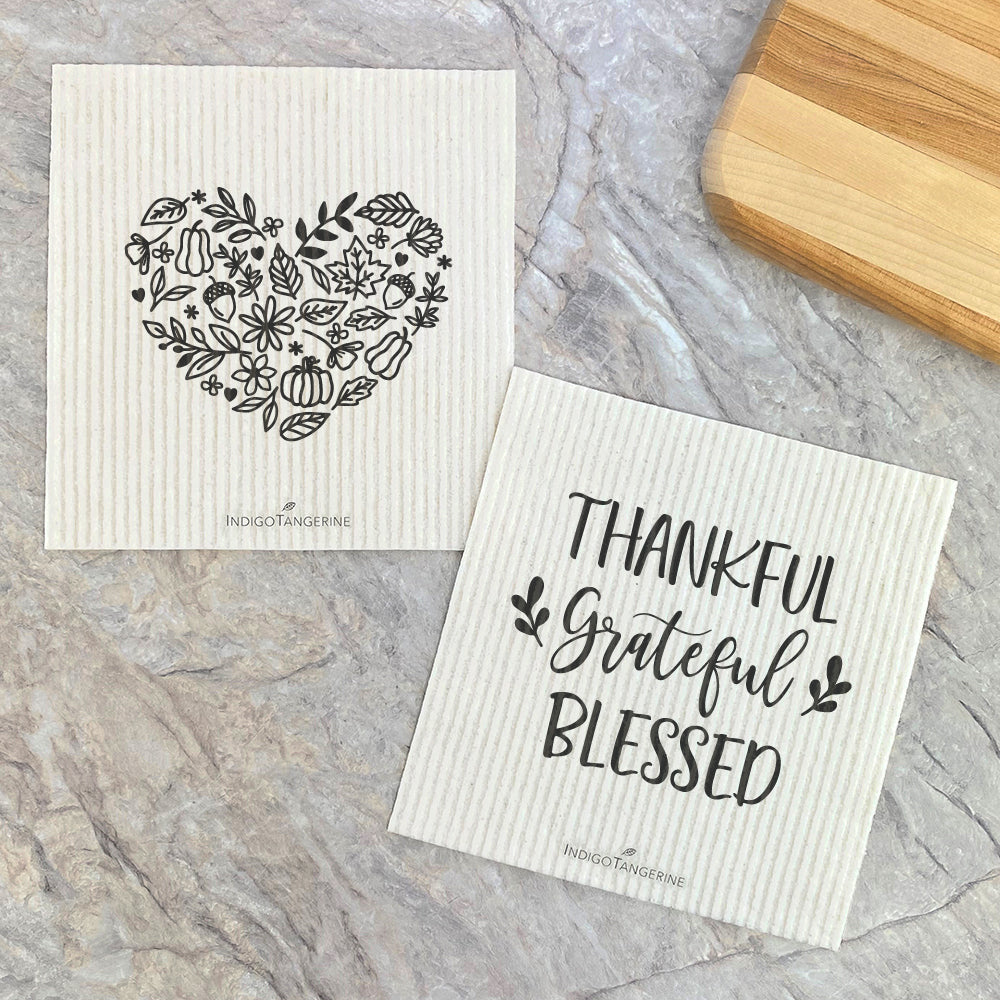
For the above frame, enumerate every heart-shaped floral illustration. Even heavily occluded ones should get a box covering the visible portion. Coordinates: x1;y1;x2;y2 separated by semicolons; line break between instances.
125;187;450;441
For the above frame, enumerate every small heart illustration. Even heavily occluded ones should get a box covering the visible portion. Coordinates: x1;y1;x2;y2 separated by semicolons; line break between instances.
127;185;448;442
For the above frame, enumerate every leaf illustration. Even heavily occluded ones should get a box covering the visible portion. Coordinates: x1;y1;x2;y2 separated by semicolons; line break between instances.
236;265;263;299
209;324;241;351
326;237;390;300
826;655;842;684
335;192;358;218
233;395;269;412
344;305;391;332
141;196;187;226
356;191;417;228
294;199;348;259
202;188;265;242
404;305;439;330
269;244;303;298
279;411;330;441
185;353;226;380
621;848;637;857
510;576;549;647
158;285;196;305
334;375;377;408
262;396;278;432
416;271;448;304
304;262;330;294
149;266;195;310
142;319;168;341
801;656;853;717
299;298;347;326
403;215;444;257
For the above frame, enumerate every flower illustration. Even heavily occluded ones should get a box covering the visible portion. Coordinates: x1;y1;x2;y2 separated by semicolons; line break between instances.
184;304;199;319
329;322;350;345
288;341;303;356
232;353;277;395
368;226;389;249
437;254;452;270
398;215;443;257
152;241;174;263
124;232;162;275
200;374;223;396
191;189;207;204
239;295;295;352
262;216;283;237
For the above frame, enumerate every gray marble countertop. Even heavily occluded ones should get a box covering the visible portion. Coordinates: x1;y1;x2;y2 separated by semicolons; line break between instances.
2;1;998;997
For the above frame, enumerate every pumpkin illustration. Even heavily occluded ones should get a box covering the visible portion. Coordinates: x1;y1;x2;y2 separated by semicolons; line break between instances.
280;356;335;407
175;220;213;277
365;330;412;380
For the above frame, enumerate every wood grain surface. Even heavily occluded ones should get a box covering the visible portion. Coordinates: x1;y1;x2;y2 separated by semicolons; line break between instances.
704;0;1000;362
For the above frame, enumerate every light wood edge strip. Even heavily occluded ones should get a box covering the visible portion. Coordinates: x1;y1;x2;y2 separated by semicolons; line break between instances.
877;0;1000;62
716;75;1000;265
791;0;1000;102
772;4;1000;175
703;191;1000;363
759;5;1000;185
702;129;1000;353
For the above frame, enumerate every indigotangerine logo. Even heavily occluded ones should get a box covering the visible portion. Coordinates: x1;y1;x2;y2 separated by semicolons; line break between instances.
562;843;687;887
225;500;350;529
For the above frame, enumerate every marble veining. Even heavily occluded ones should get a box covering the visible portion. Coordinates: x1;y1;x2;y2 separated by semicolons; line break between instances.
0;0;997;996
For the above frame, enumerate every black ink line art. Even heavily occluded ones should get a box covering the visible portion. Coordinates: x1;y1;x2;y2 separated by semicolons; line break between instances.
202;186;267;243
129;188;446;442
511;576;550;647
800;656;852;716
213;244;263;300
355;191;417;228
294;193;357;264
327;237;390;300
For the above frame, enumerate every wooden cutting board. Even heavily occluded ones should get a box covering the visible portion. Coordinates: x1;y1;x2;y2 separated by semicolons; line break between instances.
702;0;1000;363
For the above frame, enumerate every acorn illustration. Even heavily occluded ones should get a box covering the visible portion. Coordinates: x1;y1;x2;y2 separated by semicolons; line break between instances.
203;280;237;322
382;273;415;310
